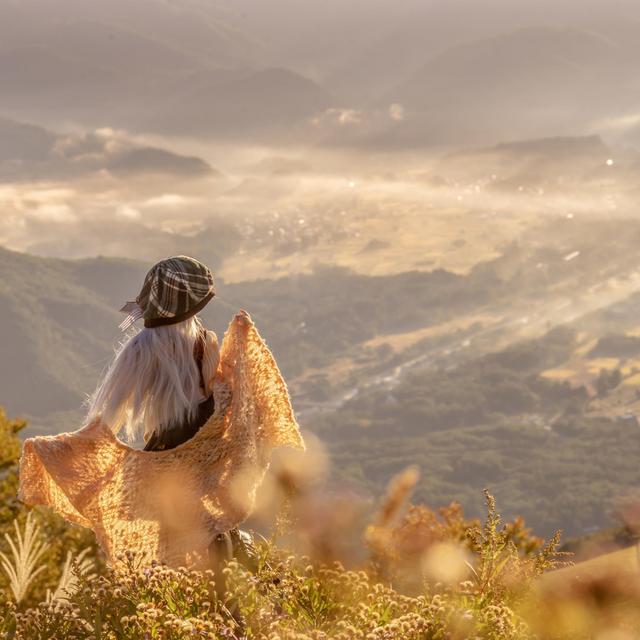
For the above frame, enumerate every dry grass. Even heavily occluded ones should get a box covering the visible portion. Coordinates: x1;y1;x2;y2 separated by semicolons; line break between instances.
0;513;47;604
546;545;639;585
0;482;571;640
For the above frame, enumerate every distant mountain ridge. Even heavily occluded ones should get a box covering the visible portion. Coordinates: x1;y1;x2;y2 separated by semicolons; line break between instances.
434;134;613;186
3;2;640;146
370;26;640;146
0;116;215;182
0;2;334;140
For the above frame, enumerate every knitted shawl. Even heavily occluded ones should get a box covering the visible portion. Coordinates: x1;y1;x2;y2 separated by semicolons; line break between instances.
18;312;304;568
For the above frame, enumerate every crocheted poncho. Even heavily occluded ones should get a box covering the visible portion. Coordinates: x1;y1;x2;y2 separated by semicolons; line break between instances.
18;312;304;568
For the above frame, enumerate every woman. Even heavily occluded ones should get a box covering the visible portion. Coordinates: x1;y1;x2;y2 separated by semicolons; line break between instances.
87;255;246;565
18;256;304;569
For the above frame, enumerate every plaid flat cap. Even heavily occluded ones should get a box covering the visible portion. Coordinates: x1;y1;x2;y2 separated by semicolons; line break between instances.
119;256;215;330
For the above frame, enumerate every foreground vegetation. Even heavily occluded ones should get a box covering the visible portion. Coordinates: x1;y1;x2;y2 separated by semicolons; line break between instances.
1;409;640;639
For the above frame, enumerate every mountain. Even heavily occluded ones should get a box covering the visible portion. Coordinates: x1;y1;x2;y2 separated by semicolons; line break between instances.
323;0;552;103
434;135;613;189
377;27;635;146
392;27;617;106
105;147;213;178
207;0;640;86
143;67;333;139
0;1;254;68
5;1;640;146
0;3;334;140
0;117;215;182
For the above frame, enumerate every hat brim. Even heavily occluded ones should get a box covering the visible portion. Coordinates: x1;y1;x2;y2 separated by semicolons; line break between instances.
143;291;215;328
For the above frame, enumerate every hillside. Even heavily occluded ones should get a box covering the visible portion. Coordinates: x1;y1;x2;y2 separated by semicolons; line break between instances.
0;248;501;424
0;250;142;419
310;326;640;538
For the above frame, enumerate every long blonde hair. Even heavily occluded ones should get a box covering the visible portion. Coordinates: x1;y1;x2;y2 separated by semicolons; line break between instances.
87;316;206;443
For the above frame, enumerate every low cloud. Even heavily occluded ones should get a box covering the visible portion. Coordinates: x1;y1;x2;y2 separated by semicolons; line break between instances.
312;108;365;127
29;203;75;223
115;205;141;220
143;194;194;208
389;103;405;122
